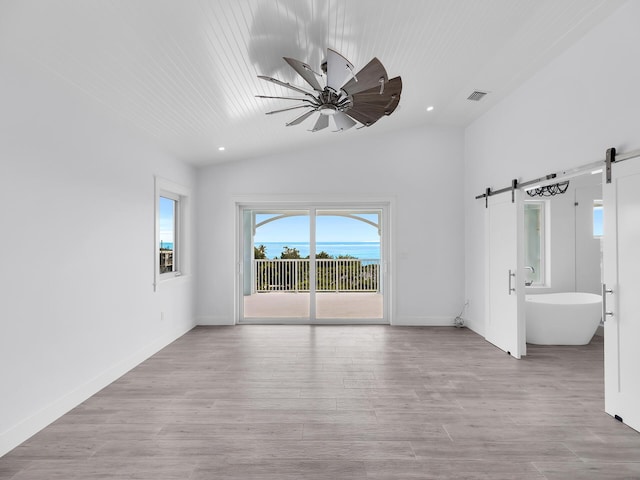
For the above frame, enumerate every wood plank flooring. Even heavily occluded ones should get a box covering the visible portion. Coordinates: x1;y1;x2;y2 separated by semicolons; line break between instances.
2;326;640;479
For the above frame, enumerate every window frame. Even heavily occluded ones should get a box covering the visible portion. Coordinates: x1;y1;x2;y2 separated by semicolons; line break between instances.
154;177;190;291
523;200;548;287
159;192;180;276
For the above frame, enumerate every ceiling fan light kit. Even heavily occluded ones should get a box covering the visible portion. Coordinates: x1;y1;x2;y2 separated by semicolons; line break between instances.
257;48;402;132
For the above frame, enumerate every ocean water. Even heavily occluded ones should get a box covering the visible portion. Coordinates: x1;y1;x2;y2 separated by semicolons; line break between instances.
257;241;380;260
160;241;381;259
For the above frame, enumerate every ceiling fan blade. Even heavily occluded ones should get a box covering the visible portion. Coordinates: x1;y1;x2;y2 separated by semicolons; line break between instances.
352;76;403;106
344;108;379;127
265;104;312;115
257;75;316;98
382;95;401;116
347;105;386;123
286;109;316;126
310;114;329;132
332;111;356;131
256;94;315;102
325;48;354;91
351;93;401;117
341;58;388;96
284;57;324;92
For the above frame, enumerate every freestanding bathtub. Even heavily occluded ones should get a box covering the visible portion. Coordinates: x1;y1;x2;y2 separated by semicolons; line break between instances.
525;292;602;345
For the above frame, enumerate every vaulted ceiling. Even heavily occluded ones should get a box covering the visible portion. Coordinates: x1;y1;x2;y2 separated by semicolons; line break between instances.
0;0;625;165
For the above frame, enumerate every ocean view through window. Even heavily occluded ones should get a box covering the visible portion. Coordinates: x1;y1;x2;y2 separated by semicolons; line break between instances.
159;195;177;274
242;206;386;322
154;177;189;291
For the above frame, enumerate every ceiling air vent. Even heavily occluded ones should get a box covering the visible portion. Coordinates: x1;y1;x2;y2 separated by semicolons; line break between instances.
467;90;488;101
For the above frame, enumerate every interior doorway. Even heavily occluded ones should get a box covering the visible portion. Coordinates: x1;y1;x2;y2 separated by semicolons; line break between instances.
238;203;389;324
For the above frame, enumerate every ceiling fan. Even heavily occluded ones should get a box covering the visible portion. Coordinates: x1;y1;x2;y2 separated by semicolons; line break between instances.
256;49;402;132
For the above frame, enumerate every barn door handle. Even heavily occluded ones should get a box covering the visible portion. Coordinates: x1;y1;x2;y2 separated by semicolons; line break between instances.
508;270;516;295
602;283;614;321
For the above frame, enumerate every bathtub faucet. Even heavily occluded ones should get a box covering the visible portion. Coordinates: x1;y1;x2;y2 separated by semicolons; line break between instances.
524;266;535;286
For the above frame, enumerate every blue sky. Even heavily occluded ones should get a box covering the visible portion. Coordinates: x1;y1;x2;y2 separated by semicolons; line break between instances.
593;205;603;237
255;213;380;242
159;196;175;245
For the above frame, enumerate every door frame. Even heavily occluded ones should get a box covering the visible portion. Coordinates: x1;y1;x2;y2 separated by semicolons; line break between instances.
233;195;394;325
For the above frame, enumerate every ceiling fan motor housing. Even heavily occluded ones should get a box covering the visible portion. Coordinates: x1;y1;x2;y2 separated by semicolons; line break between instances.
257;49;402;132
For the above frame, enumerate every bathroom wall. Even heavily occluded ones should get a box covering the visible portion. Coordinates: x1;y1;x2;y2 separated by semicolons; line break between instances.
464;0;640;335
524;173;602;295
573;175;603;295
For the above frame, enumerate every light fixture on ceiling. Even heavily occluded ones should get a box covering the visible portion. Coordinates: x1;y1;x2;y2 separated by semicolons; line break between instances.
256;49;402;132
526;181;570;197
218;146;225;151
426;106;434;112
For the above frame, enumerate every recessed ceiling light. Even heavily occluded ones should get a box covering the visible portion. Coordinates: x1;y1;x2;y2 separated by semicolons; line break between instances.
426;106;434;112
218;146;225;151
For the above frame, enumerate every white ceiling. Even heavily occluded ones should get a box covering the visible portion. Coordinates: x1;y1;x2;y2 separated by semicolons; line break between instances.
0;0;625;166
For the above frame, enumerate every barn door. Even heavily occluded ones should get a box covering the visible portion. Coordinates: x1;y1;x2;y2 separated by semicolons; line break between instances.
484;190;526;358
603;157;640;432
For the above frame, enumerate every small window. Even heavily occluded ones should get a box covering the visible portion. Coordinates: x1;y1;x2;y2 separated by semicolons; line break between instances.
524;201;546;286
593;200;603;237
155;177;189;290
159;195;178;274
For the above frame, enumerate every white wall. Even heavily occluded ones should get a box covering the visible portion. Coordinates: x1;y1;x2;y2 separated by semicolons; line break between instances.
574;176;603;295
464;1;640;335
195;125;465;326
0;54;196;455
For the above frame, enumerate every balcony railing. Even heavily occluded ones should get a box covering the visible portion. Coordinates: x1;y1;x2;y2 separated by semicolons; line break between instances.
254;258;380;293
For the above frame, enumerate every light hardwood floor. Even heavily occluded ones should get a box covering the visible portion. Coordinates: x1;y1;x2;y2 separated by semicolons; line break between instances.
2;326;640;479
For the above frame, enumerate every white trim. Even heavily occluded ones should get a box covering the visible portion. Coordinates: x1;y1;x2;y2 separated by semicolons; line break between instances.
523;200;548;287
154;176;191;292
392;316;456;326
0;324;194;457
233;194;395;326
238;318;389;325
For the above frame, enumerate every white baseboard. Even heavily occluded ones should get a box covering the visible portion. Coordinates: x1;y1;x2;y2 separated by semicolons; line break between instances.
198;316;456;327
196;315;235;325
0;323;194;458
391;316;455;326
237;318;389;325
461;317;483;336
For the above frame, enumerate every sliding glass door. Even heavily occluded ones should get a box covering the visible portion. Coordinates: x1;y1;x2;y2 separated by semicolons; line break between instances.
315;210;382;320
239;204;387;324
242;210;310;320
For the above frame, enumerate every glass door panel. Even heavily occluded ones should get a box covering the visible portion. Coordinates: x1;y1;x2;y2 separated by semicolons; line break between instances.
242;209;310;320
315;210;383;320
